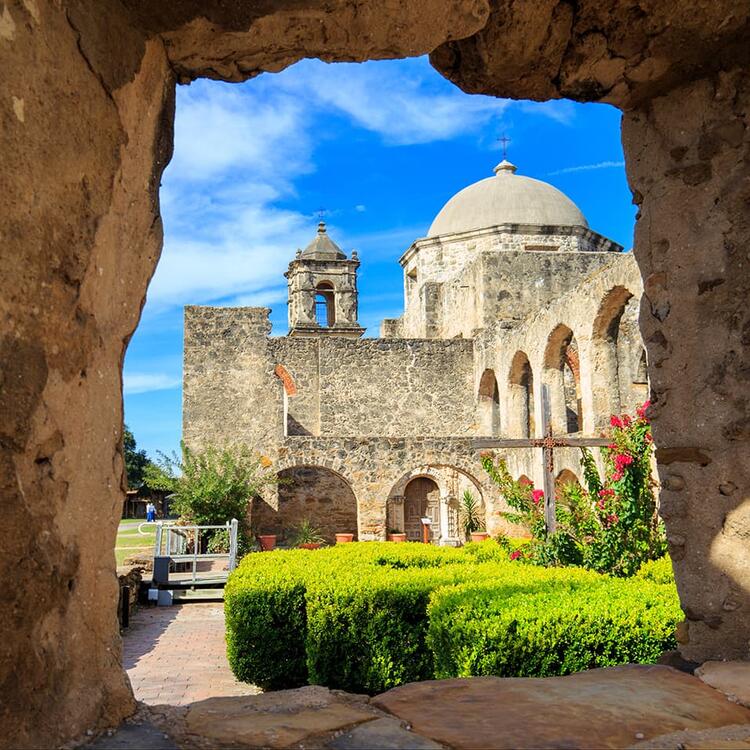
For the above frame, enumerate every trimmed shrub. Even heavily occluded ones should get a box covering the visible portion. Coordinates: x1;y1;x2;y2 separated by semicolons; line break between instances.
427;576;681;679
636;555;675;585
225;550;311;689
225;542;682;693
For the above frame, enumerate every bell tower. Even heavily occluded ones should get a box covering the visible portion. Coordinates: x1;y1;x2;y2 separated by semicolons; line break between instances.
285;221;365;338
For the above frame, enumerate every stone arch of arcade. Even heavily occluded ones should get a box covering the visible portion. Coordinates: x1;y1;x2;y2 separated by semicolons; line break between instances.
254;463;359;543
5;2;749;745
477;368;501;436
591;285;648;425
543;322;582;435
507;350;535;438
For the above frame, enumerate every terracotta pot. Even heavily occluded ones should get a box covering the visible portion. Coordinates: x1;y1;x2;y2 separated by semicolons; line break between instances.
299;542;321;550
258;534;277;551
470;532;490;543
387;533;407;543
335;533;354;544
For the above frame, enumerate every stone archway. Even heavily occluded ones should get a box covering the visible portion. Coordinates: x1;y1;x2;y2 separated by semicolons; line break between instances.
256;465;358;543
4;2;750;746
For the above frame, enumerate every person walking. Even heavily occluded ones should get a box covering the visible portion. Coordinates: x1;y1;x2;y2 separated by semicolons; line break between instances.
146;501;156;522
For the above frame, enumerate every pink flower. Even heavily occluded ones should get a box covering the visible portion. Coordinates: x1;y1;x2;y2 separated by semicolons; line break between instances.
613;453;634;472
509;549;522;561
645;432;653;443
612;470;623;482
531;489;545;506
605;513;619;526
636;400;651;419
610;415;623;429
622;415;632;427
607;443;618;450
598;488;615;498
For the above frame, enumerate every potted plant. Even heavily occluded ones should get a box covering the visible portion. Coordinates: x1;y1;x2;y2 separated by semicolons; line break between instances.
257;533;277;551
459;489;488;542
335;532;355;544
387;528;407;543
291;519;325;550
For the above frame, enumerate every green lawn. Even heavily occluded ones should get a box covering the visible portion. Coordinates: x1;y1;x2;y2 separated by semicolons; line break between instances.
116;518;157;566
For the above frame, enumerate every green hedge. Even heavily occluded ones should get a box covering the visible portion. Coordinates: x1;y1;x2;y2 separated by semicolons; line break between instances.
427;577;682;679
225;542;680;693
636;555;675;585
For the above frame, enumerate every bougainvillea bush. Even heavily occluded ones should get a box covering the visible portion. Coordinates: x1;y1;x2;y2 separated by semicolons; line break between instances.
484;401;667;576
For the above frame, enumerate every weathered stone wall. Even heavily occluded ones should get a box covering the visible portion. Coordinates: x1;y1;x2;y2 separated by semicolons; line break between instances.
623;70;750;662
267;336;477;437
183;306;284;452
0;2;174;745
399;227;621;339
473;254;644;438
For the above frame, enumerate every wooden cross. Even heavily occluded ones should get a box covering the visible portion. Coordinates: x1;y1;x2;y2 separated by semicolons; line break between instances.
473;385;610;533
497;134;511;160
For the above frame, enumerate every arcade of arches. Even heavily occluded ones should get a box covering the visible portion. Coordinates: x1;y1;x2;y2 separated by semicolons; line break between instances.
2;1;750;747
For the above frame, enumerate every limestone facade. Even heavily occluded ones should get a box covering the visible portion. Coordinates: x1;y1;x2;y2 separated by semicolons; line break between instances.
183;163;645;545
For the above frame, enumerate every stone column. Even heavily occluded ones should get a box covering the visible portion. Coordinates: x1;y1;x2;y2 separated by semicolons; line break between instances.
623;69;750;661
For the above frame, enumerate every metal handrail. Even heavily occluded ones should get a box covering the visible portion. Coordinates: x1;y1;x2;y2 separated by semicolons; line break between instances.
152;519;239;585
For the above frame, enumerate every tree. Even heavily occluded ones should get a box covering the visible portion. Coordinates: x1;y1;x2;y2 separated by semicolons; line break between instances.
123;424;152;489
144;442;277;549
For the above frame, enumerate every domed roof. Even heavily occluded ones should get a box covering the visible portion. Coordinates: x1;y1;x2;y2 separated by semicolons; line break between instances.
427;160;588;238
301;221;346;260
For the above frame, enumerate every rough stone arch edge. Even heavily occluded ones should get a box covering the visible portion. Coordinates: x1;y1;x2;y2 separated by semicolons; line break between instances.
274;455;357;489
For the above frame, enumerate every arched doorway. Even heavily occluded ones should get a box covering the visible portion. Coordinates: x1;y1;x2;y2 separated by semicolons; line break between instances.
254;466;357;543
404;477;441;542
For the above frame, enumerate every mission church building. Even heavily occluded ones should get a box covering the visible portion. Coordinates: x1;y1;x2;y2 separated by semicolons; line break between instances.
183;159;647;543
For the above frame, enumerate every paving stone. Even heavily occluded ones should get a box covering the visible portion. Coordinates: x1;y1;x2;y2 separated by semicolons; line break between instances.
327;717;444;749
184;686;380;748
123;603;259;706
635;722;750;749
81;722;178;750
373;665;750;750
696;662;750;708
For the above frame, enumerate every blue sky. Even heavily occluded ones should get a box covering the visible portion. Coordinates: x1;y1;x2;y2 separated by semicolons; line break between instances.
124;56;636;458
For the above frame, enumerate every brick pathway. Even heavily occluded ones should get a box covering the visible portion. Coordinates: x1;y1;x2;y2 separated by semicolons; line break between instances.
123;603;259;705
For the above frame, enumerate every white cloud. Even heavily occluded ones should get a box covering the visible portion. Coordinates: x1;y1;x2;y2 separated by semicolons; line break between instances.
274;59;509;145
169;81;311;183
124;373;181;395
548;160;625;176
355;204;367;212
517;99;576;125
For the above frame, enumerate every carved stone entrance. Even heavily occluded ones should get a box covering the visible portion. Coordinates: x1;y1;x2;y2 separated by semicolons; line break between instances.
404;477;441;542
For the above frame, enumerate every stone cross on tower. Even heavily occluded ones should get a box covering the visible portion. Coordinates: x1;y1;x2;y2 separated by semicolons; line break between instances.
473;385;610;532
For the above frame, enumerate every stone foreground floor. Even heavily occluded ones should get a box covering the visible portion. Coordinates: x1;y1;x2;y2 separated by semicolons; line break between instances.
84;604;750;749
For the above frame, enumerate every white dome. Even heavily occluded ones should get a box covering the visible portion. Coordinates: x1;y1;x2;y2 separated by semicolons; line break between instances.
427;161;588;238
